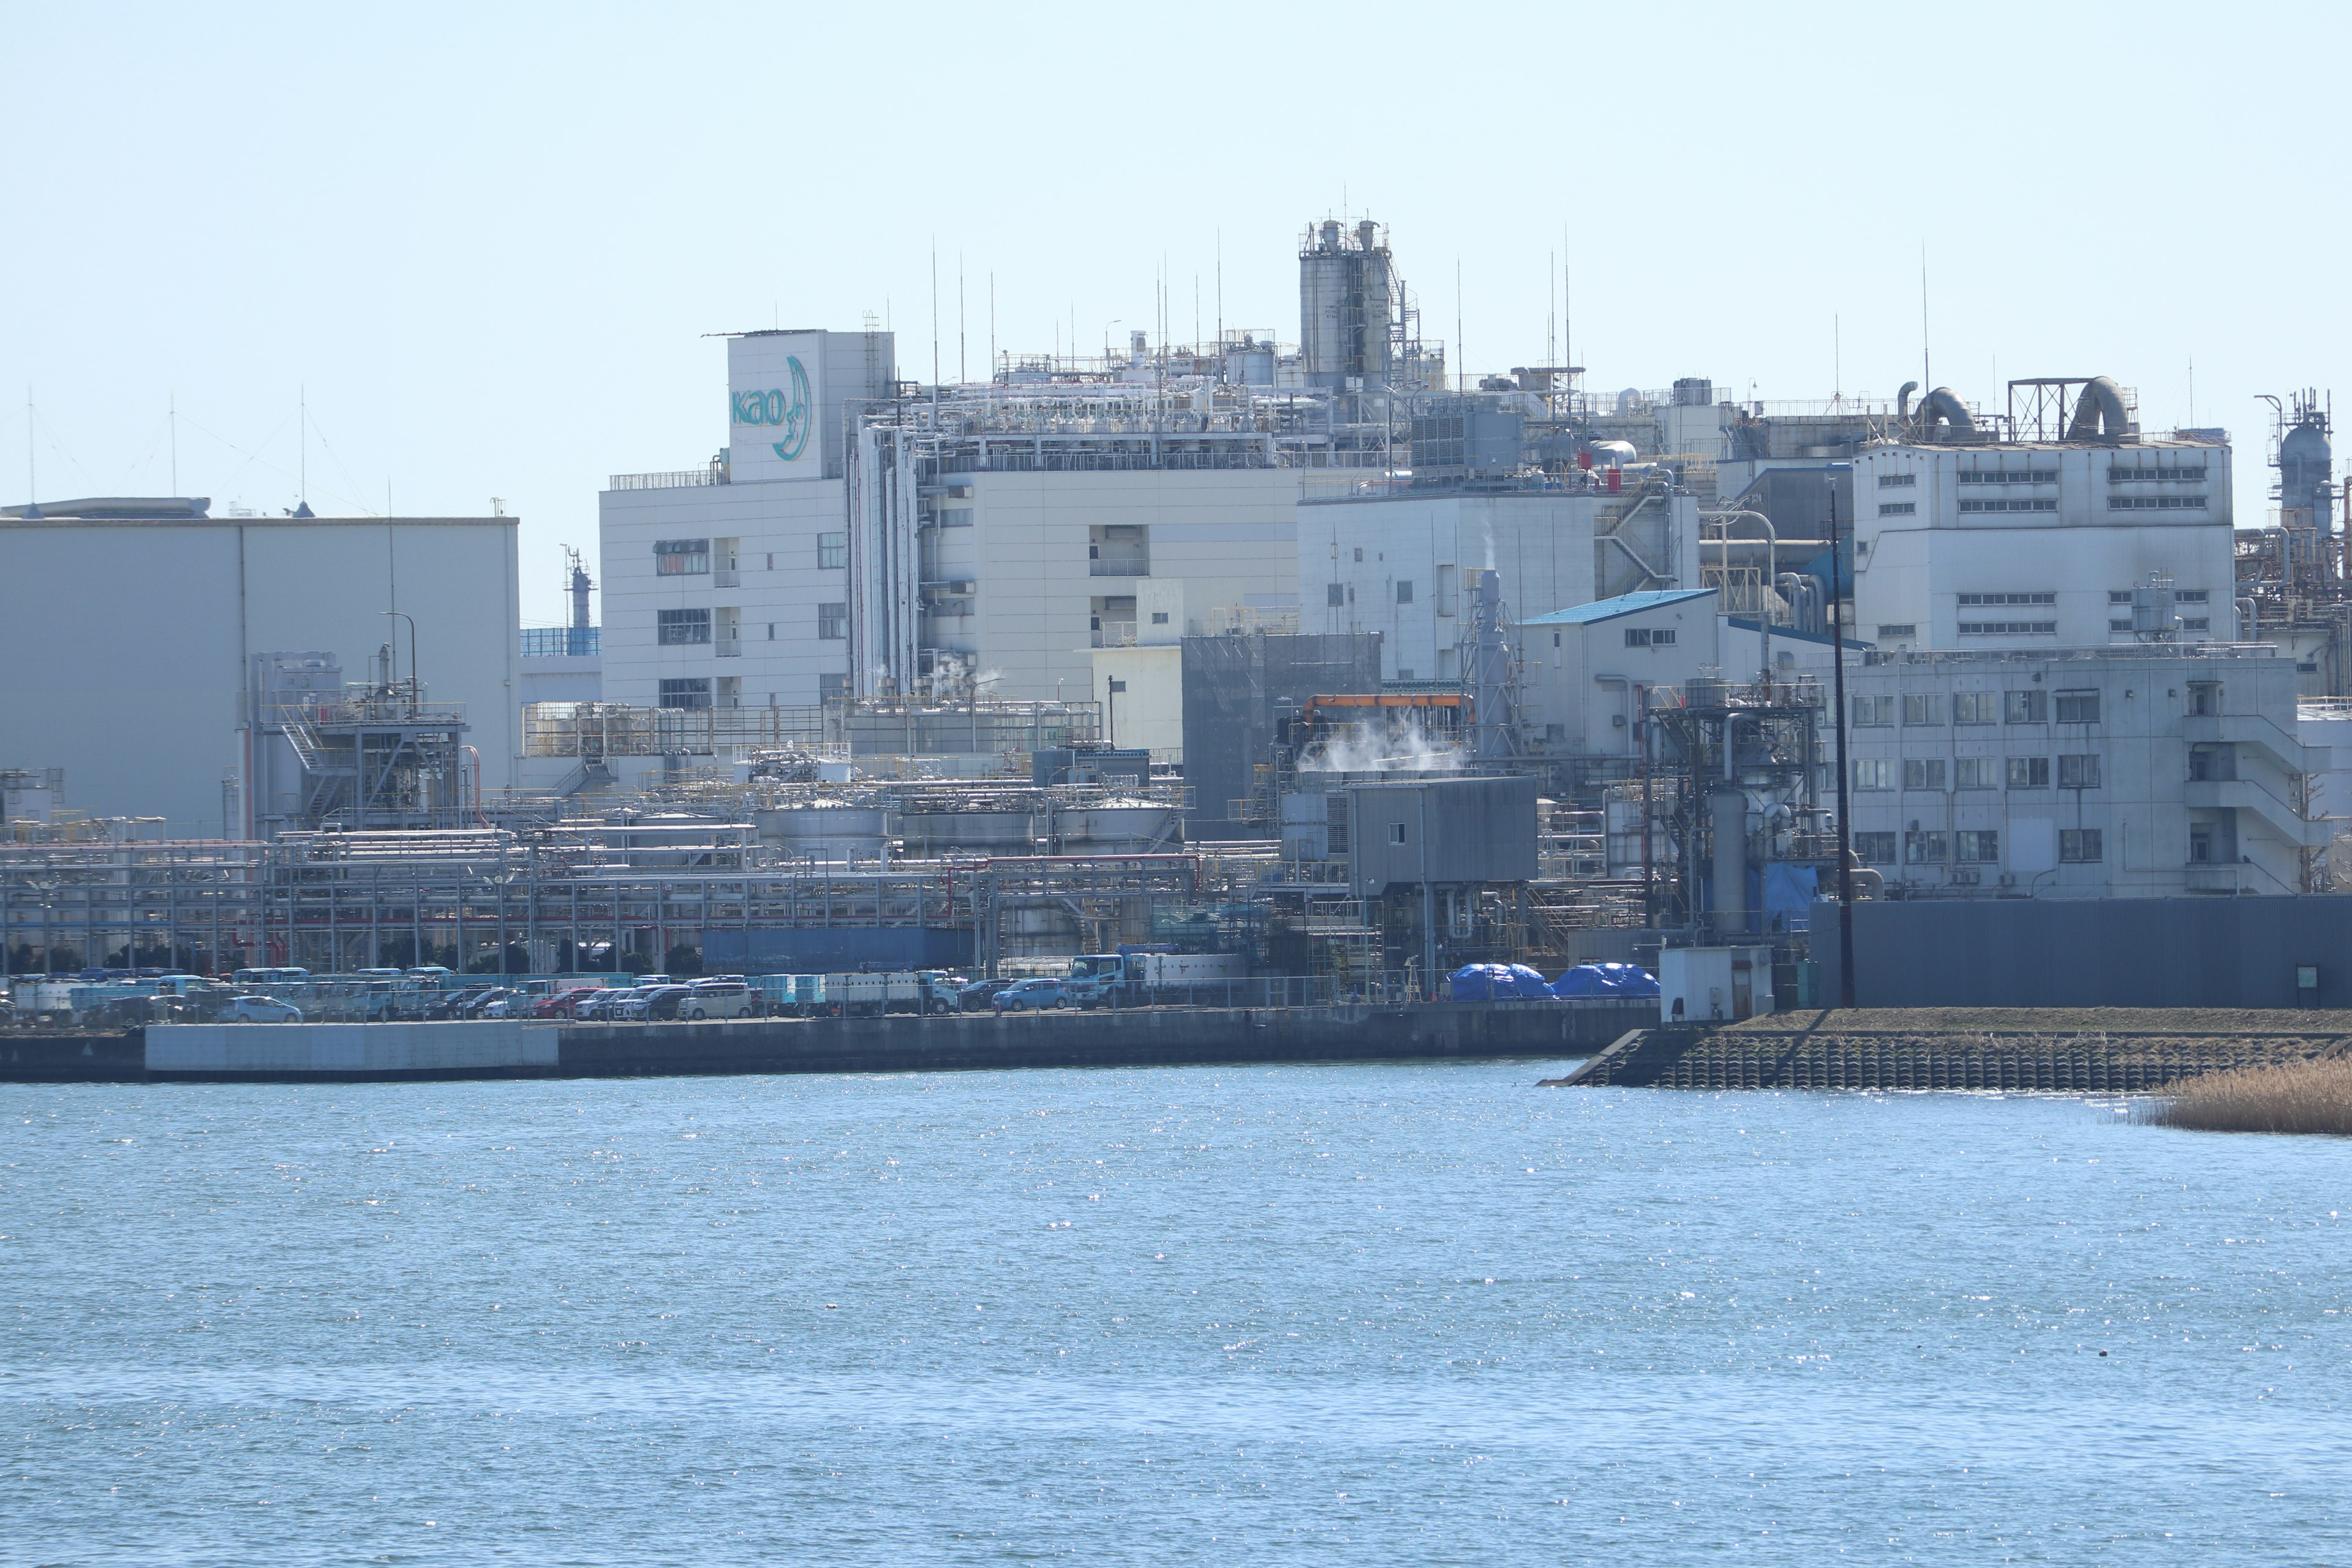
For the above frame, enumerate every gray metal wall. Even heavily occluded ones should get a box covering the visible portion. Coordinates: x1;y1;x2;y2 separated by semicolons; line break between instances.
1347;776;1540;894
1180;632;1384;840
1813;897;2352;1009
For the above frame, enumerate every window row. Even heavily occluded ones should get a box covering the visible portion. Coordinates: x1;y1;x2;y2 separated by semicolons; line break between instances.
1853;755;2100;790
1877;472;1917;488
1958;497;2059;513
655;534;845;573
1853;689;2098;725
1956;469;2058;485
1879;501;1917;517
658;605;845;644
2112;617;2210;632
1958;619;2056;635
1956;591;2054;607
1624;627;1677;647
2108;495;2206;511
2108;465;2206;483
2108;589;2208;603
1849;828;2103;864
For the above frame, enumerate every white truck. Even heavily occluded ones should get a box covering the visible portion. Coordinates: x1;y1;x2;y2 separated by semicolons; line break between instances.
1065;949;1248;1008
821;970;963;1017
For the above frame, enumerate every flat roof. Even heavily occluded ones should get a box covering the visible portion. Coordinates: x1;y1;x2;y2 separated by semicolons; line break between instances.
1519;589;1714;627
0;513;514;529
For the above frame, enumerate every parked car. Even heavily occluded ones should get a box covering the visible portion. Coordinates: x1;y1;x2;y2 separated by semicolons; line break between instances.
958;978;1016;1013
532;987;604;1020
458;987;512;1019
603;986;669;1021
222;994;303;1023
639;985;697;1021
992;978;1069;1013
570;987;636;1022
681;980;761;1020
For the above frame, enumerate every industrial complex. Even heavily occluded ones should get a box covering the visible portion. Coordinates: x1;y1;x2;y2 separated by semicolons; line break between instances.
9;215;2352;1020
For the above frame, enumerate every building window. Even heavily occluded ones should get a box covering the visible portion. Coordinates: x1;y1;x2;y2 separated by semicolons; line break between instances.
1902;693;1945;726
1905;830;1948;865
657;608;711;645
1960;622;2056;636
817;532;847;570
2109;619;2134;632
1958;592;2056;608
1853;758;1892;790
1396;581;1414;603
2054;691;2100;724
2188;682;2221;715
1327;582;1347;606
1954;829;1999;863
1903;758;1947;790
2175;589;2209;604
1958;498;2059;513
2007;756;2051;788
2109;464;2206;484
1879;502;1917;517
2109;590;2134;605
2005;690;2048;723
1851;832;1898;863
1151;611;1170;625
654;538;710;575
1389;822;1406;845
2059;753;2101;788
2061;828;2104;863
2182;617;2209;632
1625;627;1676;647
938;507;974;527
1877;472;1917;489
1957;469;2058;485
1353;548;1363;562
2108;495;2207;511
766;623;775;640
1852;695;1894;726
1954;757;1998;789
657;677;711;709
817;603;847;641
1953;692;1997;725
1877;624;1917;639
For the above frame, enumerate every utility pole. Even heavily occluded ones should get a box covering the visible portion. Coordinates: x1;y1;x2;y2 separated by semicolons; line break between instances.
1826;469;1856;1009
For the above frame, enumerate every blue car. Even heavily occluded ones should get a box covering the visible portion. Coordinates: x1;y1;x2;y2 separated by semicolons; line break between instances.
993;978;1069;1013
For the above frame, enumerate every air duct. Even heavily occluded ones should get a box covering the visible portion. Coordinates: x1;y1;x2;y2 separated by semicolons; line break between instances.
1914;387;1976;437
2066;376;2133;442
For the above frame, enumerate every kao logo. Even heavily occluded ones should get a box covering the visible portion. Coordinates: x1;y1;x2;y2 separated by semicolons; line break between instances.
730;355;812;462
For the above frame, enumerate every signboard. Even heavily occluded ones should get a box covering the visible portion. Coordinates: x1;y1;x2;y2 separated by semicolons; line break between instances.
727;333;825;481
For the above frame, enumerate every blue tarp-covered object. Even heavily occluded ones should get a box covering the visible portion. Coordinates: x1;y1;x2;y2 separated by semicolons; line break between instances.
1549;963;1660;999
1447;964;1507;1001
1762;864;1819;924
1505;963;1555;999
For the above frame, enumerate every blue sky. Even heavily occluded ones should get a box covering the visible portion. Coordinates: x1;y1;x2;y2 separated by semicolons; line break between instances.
4;1;2345;624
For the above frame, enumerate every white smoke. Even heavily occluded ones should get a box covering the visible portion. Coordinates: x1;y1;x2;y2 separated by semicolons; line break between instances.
1299;713;1464;774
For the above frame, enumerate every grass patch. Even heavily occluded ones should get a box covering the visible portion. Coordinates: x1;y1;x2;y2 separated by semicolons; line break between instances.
2149;1056;2352;1135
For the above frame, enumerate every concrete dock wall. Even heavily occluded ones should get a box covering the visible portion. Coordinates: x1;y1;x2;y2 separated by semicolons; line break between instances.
4;999;1647;1084
146;1021;560;1075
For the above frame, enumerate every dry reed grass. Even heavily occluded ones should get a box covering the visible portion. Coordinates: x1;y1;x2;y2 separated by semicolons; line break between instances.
2149;1055;2352;1135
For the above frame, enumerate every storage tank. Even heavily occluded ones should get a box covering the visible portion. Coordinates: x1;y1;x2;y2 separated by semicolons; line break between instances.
2280;404;2333;535
895;809;1036;854
755;802;890;862
1298;217;1395;390
1060;802;1177;851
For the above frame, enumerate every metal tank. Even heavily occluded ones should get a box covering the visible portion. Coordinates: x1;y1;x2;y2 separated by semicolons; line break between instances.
1059;803;1177;852
755;803;890;862
1297;217;1395;390
2280;395;2334;535
895;809;1036;854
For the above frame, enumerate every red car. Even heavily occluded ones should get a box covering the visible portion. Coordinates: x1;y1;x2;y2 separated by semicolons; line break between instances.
532;987;605;1019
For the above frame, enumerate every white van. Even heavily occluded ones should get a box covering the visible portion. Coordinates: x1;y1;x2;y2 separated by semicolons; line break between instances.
681;980;760;1020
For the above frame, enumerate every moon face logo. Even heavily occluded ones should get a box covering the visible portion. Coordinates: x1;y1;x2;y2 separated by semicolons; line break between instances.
729;356;812;461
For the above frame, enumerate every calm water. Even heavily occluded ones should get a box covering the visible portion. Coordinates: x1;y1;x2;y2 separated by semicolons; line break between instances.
4;1061;2349;1565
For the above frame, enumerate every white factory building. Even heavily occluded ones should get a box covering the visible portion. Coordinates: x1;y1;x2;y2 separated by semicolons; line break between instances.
598;328;895;712
1297;484;1702;683
1839;647;2324;897
0;498;520;837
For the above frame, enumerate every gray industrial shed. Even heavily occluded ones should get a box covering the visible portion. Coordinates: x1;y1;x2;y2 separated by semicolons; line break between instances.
1346;776;1539;896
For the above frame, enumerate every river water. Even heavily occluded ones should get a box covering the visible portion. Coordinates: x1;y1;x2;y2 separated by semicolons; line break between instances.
4;1061;2348;1564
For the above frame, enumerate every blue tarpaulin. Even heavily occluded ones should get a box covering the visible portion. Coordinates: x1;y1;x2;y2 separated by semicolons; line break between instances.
1762;863;1819;919
1548;963;1660;998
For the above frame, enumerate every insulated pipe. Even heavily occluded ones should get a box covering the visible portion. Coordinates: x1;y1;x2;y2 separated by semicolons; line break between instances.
1897;382;1919;422
1915;387;1976;436
2067;376;2131;441
2238;596;2260;644
1712;780;1747;938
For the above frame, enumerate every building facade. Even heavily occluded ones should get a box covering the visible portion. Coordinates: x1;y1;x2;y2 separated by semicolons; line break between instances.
1840;647;2323;897
0;499;520;837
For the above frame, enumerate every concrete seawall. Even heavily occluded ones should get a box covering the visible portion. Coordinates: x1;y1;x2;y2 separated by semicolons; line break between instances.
0;1000;1646;1084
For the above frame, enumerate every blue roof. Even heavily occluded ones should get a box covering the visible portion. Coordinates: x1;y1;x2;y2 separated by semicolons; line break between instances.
1518;588;1715;627
1723;616;1874;651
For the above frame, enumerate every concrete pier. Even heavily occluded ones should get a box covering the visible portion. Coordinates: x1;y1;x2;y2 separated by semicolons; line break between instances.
0;1000;1648;1085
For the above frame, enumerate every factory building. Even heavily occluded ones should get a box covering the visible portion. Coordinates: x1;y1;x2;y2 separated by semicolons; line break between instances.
0;497;519;839
598;328;895;712
1849;379;2235;652
1839;646;2323;897
1297;483;1702;682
